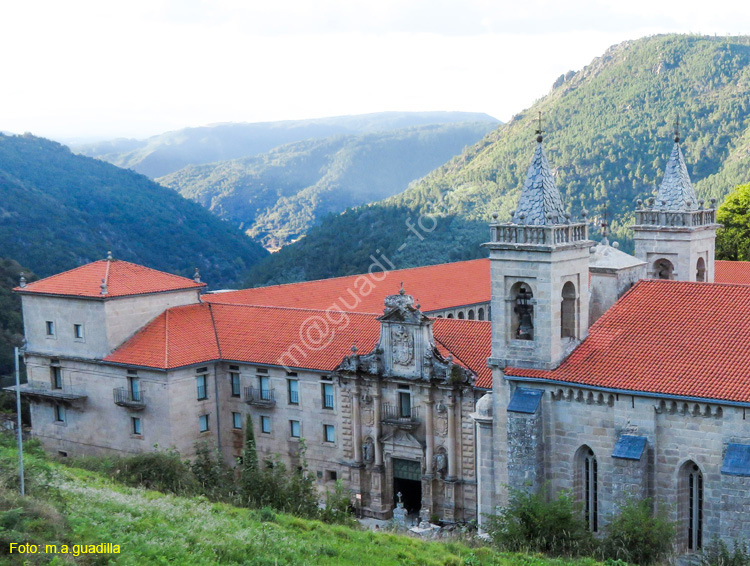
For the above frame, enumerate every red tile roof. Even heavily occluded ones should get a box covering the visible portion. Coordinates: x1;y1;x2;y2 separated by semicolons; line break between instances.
507;279;750;404
105;303;492;385
715;260;750;285
203;259;491;313
15;260;205;298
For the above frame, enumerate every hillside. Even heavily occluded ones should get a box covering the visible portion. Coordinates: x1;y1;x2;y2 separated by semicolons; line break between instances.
246;34;750;286
0;258;35;378
158;122;497;250
0;134;267;288
0;437;603;566
74;112;498;179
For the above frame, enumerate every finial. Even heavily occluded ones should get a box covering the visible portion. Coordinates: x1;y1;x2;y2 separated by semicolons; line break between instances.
674;114;681;143
19;273;27;288
492;212;498;220
106;250;113;261
351;344;358;355
600;205;609;245
581;208;588;219
399;282;405;295
535;111;544;143
100;278;108;296
193;268;201;283
416;299;421;310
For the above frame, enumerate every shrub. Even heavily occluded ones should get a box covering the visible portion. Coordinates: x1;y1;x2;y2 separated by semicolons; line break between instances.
599;498;675;565
191;441;237;502
320;480;356;526
484;486;593;556
116;449;199;496
700;536;750;566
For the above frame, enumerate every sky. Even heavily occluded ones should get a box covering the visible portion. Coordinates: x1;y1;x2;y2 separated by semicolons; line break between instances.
1;0;748;143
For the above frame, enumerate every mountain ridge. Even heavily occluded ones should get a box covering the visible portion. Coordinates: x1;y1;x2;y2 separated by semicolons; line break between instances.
245;34;750;286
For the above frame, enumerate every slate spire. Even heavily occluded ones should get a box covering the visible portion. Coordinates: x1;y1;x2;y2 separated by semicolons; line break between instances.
653;119;699;211
512;120;568;225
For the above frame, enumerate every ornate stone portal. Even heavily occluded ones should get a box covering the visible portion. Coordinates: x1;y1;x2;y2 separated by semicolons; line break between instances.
335;287;476;521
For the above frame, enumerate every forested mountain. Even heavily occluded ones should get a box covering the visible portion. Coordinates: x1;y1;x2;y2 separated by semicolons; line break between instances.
0;134;267;288
74;112;498;178
0;258;35;377
157;122;497;250
246;34;750;286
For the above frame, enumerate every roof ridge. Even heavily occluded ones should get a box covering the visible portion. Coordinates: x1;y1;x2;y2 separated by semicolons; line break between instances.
164;309;169;368
214;258;489;294
207;303;222;360
206;301;383;316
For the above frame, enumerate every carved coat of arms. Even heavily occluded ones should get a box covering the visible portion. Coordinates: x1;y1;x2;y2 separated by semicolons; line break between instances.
391;325;414;366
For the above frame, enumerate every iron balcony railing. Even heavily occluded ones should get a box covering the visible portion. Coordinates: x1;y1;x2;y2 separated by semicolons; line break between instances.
244;386;276;407
381;403;421;426
113;387;146;410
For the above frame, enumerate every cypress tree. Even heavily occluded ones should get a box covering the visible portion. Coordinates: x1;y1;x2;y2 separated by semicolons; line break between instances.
243;413;259;474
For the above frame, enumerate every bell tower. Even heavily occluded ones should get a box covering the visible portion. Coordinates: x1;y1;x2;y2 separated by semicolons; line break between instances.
485;125;593;370
632;121;720;282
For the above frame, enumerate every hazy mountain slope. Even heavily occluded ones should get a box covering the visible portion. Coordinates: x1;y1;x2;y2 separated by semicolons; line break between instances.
74;112;498;178
0;134;267;288
157;122;498;250
246;34;750;286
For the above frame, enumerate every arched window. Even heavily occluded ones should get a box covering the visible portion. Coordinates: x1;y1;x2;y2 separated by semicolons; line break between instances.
696;258;706;282
561;282;577;339
654;258;674;280
458;311;465;319
478;308;485;321
437;315;443;318
468;309;475;320
447;313;454;319
679;461;703;551
511;283;534;340
575;446;598;532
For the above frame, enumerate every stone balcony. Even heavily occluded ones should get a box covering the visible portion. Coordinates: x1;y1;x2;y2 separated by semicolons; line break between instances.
381;404;421;429
14;381;87;403
488;220;590;249
633;207;717;228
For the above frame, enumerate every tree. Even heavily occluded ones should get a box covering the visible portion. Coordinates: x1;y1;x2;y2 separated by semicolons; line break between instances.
242;414;259;474
716;182;750;261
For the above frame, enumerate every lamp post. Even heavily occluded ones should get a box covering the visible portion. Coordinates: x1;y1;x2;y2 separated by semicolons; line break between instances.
14;346;24;496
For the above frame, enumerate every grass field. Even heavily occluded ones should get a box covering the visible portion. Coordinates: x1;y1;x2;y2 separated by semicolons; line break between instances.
0;436;607;566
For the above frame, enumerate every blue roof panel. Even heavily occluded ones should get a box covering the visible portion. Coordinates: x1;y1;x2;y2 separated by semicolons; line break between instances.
507;388;543;414
722;444;750;477
612;435;647;461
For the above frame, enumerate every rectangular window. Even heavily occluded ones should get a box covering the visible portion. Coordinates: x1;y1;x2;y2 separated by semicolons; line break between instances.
199;414;209;432
290;420;300;438
322;383;334;409
45;320;55;336
196;374;208;400
51;366;62;389
324;424;335;443
132;417;142;435
128;377;141;402
261;416;271;434
73;324;84;339
288;379;299;405
399;391;411;418
230;372;241;397
327;470;337;481
54;405;65;423
232;412;242;429
259;376;271;401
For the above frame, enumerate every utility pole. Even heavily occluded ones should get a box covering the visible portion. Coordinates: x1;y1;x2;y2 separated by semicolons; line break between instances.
14;346;24;496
